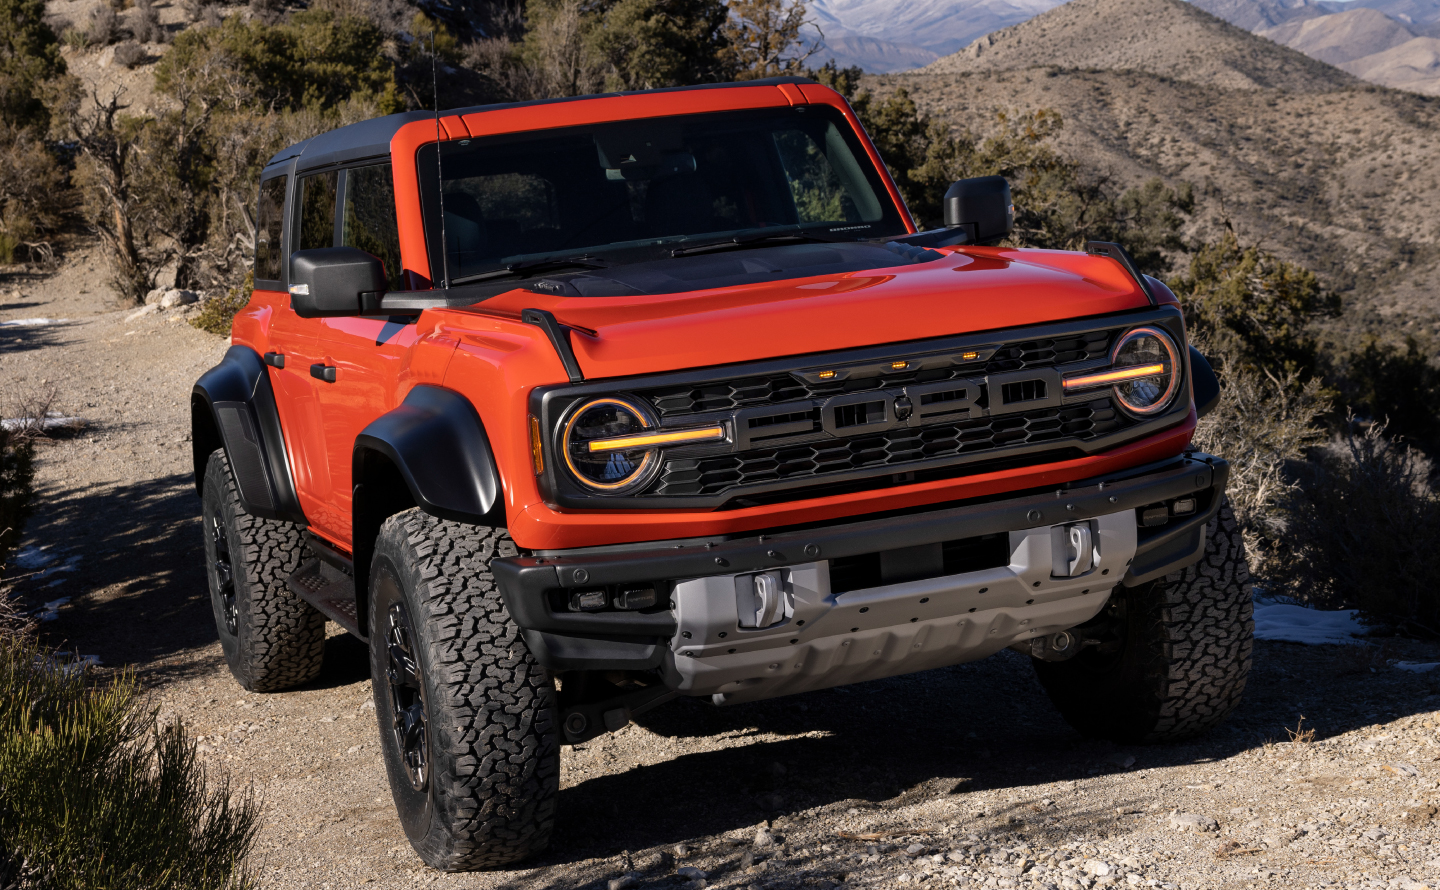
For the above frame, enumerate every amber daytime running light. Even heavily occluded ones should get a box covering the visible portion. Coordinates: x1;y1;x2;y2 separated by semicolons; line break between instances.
1063;327;1182;417
561;397;726;492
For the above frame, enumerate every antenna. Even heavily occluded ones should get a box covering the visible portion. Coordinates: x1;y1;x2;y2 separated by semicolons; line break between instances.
432;31;450;290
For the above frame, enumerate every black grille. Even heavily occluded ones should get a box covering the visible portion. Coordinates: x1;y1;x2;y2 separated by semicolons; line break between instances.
643;330;1115;418
653;398;1126;497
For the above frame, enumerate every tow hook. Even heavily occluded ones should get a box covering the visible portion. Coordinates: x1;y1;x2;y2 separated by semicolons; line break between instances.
1029;631;1084;662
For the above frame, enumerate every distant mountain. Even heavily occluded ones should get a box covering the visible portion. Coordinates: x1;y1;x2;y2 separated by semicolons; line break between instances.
1258;6;1416;62
1186;0;1340;30
923;0;1357;91
811;31;941;73
807;0;1066;67
1344;32;1440;92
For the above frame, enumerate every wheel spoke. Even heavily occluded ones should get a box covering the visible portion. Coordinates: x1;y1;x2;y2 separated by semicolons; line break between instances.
384;602;429;791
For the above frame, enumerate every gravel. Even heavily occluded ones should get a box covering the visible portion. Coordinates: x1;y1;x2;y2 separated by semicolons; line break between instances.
7;253;1440;889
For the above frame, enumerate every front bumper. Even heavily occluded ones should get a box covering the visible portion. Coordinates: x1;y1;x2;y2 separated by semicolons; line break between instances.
491;452;1228;681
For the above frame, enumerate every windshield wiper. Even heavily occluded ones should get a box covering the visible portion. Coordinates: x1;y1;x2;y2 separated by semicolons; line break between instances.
670;227;849;258
449;256;607;286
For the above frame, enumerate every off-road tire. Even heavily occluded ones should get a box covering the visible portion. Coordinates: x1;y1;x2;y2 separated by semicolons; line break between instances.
368;508;559;871
201;448;325;692
1032;499;1253;743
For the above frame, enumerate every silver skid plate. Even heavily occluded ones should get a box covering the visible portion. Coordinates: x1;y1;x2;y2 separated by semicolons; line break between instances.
664;511;1138;704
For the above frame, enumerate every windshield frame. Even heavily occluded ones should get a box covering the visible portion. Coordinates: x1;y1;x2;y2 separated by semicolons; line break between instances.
415;104;910;286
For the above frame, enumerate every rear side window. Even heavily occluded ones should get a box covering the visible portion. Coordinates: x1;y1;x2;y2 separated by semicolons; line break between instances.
254;176;286;284
297;170;338;252
341;163;403;292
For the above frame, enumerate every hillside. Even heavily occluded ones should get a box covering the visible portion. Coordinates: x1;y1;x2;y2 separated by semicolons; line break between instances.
1258;6;1417;63
896;0;1440;324
924;0;1358;91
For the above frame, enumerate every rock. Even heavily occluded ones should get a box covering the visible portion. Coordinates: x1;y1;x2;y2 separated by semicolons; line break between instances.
1363;827;1390;842
677;866;707;880
159;289;199;309
1384;763;1422;778
1107;753;1137;769
144;287;165;305
1403;804;1438;824
1167;812;1219;833
739;850;756;869
946;850;966;862
753;827;777;848
1084;860;1114;877
126;304;160;321
1126;875;1143;886
907;843;926;855
608;874;639;890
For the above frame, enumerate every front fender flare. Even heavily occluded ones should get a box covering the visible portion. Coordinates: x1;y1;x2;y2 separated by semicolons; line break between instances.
190;345;305;523
353;385;502;525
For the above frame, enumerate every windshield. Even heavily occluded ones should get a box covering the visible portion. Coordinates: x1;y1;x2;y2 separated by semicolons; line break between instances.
416;105;908;285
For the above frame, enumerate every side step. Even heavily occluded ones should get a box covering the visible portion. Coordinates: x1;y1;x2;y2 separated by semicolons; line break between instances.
287;558;366;642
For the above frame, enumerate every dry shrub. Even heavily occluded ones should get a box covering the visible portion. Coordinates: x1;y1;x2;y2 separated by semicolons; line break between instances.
112;40;146;67
1273;417;1440;633
1190;336;1327;573
86;4;121;46
0;426;32;583
190;271;252;336
129;0;166;43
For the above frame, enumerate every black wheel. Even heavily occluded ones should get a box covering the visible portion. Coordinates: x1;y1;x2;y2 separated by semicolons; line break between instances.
368;508;559;870
1032;498;1254;743
201;448;325;692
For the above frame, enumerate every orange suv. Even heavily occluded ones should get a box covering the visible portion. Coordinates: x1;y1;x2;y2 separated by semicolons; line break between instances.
190;77;1251;870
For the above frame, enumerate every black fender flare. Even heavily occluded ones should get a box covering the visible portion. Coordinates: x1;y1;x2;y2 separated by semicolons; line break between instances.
353;385;502;525
191;345;306;523
1189;345;1221;420
350;385;504;630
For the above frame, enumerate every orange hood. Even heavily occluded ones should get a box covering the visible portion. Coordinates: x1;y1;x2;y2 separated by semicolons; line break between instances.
466;245;1157;380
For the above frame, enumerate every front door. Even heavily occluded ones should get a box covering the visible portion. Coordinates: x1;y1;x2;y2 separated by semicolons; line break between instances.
304;162;413;547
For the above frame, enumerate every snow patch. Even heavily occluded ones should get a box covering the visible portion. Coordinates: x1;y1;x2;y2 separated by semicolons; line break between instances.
0;318;68;327
38;597;70;622
0;416;83;432
11;546;55;570
1253;600;1366;645
1395;662;1440;673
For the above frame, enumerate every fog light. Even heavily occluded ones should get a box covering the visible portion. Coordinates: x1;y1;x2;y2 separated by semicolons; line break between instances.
568;589;609;612
1139;506;1169;528
1171;497;1197;516
615;586;657;610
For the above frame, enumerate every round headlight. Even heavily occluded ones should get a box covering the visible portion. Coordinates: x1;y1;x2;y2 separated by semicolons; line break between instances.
1110;327;1181;416
562;398;659;492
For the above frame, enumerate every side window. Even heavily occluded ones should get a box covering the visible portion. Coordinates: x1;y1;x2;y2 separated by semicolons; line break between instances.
254;176;286;283
342;163;404;292
296;170;338;252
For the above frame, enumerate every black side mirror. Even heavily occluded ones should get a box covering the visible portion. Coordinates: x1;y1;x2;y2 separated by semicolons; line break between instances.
944;176;1013;246
289;247;387;318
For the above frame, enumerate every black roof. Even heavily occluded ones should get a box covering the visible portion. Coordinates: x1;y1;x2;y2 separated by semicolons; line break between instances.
265;77;818;173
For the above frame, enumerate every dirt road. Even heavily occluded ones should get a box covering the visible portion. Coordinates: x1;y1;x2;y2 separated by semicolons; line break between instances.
6;255;1440;890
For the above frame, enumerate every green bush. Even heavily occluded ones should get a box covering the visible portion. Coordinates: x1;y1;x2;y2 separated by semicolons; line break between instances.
191;271;252;336
0;635;261;889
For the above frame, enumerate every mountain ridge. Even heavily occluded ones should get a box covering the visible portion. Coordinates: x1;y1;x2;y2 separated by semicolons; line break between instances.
922;0;1358;92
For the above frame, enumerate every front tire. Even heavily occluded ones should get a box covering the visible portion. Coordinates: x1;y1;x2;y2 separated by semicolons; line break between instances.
201;448;325;692
368;508;559;871
1033;499;1254;743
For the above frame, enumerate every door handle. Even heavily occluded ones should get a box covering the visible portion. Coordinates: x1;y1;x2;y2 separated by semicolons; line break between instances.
263;352;285;369
309;363;337;383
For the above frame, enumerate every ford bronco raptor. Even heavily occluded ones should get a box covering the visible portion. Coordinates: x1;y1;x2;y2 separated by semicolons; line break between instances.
191;77;1249;870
